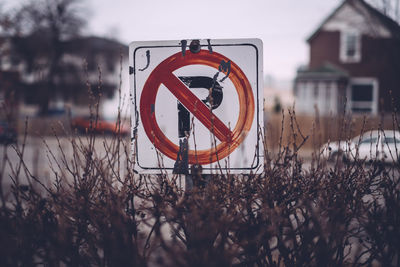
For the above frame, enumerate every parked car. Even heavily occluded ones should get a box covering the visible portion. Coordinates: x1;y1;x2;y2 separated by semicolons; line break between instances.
320;130;400;164
71;116;129;136
0;121;17;144
47;107;67;117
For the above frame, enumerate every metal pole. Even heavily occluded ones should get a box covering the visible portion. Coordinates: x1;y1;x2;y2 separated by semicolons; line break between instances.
173;136;192;190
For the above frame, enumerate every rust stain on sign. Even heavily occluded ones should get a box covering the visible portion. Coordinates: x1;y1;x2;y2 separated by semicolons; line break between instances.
180;40;187;57
207;39;213;53
139;50;151;71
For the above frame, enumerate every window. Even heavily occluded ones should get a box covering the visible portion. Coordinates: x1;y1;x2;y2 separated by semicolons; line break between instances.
346;34;357;57
340;31;361;63
304;83;309;98
313;83;319;98
326;82;331;99
383;137;400;144
352;84;373;102
349;78;378;114
294;82;302;98
298;82;307;99
360;137;377;145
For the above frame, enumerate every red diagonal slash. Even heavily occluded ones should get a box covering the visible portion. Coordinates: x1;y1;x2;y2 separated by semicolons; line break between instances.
161;71;232;142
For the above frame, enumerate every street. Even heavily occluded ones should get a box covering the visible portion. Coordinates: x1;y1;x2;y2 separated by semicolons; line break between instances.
0;135;130;194
2;136;398;195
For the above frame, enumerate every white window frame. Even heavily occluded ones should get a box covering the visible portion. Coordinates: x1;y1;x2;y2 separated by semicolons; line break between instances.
347;78;378;115
340;30;362;63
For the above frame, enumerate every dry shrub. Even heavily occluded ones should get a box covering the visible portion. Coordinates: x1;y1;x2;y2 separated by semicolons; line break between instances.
0;107;399;266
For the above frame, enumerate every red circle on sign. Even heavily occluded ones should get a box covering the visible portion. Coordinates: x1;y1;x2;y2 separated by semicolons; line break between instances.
140;49;255;165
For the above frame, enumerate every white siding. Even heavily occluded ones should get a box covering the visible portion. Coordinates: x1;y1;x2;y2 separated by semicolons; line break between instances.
330;82;338;115
296;81;317;115
322;2;392;38
295;81;340;116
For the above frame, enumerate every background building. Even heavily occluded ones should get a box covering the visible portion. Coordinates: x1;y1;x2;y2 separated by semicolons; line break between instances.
0;36;127;117
294;0;400;115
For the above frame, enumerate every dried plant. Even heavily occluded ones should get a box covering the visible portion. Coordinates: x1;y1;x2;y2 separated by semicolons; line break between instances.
0;73;399;266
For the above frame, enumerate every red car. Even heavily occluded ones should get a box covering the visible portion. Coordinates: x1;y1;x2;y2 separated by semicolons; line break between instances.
71;117;129;136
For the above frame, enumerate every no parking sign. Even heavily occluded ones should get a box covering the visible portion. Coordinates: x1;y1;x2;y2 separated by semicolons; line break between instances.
129;39;263;174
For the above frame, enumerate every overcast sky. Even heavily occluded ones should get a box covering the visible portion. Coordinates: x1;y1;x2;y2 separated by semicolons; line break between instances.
85;0;341;81
4;0;397;81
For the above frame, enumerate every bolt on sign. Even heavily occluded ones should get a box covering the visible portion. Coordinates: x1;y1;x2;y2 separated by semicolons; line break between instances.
129;39;263;174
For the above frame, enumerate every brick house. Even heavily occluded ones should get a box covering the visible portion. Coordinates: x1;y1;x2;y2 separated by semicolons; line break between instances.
294;0;400;115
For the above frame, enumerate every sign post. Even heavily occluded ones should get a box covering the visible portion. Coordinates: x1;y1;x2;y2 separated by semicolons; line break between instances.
129;39;263;175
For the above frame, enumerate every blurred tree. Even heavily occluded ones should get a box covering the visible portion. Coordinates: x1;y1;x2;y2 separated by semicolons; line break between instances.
1;0;87;115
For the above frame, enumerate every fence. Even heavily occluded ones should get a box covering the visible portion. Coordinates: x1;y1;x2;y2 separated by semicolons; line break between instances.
265;111;400;152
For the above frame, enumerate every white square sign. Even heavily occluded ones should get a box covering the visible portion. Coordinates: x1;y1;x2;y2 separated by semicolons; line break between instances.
129;38;263;174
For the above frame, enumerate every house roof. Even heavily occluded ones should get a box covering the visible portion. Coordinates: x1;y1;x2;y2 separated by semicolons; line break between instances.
307;0;400;42
360;0;400;39
296;62;349;80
